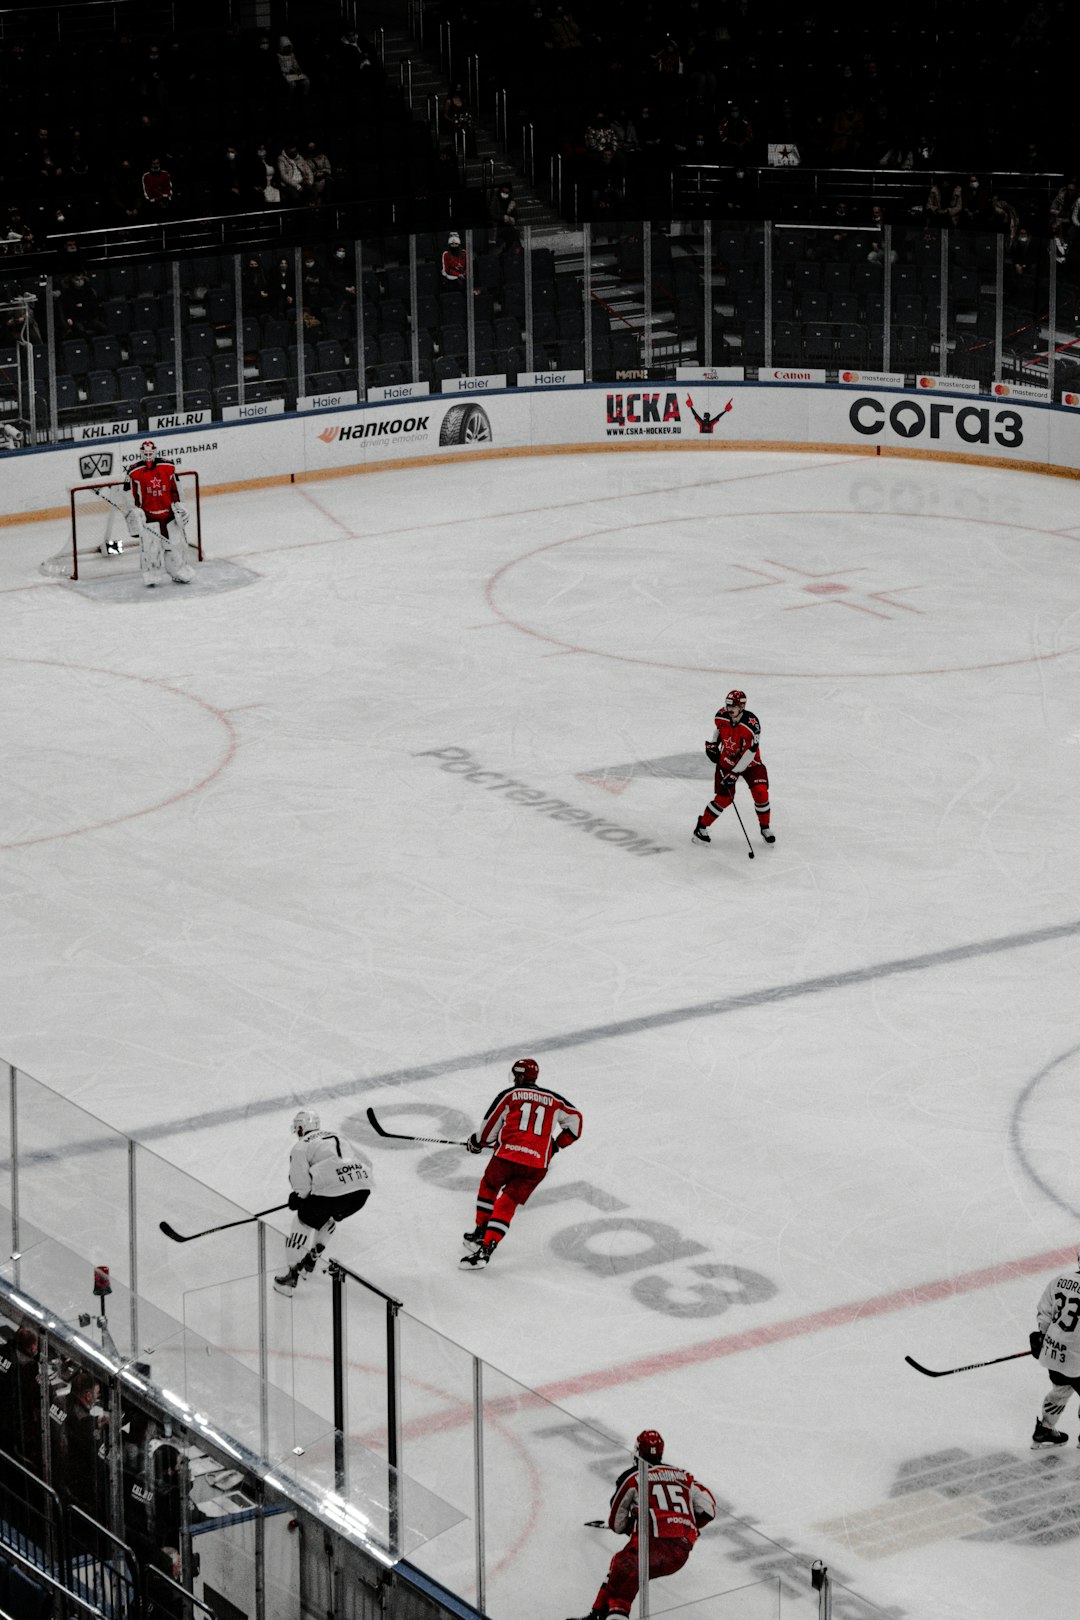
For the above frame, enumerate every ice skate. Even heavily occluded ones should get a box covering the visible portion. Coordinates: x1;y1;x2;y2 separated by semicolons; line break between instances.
273;1266;300;1297
1031;1418;1068;1448
692;818;711;844
460;1241;495;1269
170;566;194;584
760;826;775;844
462;1226;486;1251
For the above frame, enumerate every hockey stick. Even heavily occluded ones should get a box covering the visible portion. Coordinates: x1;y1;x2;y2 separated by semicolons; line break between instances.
730;798;755;860
159;1203;290;1243
904;1350;1031;1378
92;485;129;512
366;1106;476;1147
584;1519;607;1528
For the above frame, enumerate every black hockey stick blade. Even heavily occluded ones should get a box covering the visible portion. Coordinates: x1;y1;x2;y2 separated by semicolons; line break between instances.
158;1203;290;1243
904;1349;1031;1378
583;1520;607;1528
365;1106;472;1147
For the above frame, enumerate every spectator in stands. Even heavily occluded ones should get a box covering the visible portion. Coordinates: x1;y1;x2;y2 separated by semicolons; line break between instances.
141;156;173;213
242;254;271;308
718;103;754;161
0;1322;42;1473
489;182;521;254
109;156;144;219
217;144;245;211
59;271;105;337
867;235;897;266
441;230;468;285
914;132;937;169
991;195;1020;245
1050;177;1080;239
251;33;280;99
925;175;962;227
959;174;990;229
300;249;327;313
273;254;298;318
443;86;477;159
585;110;621;164
877;138;914;170
1010;224;1036;284
305;141;332;202
277;144;314;207
326;244;356;310
251;143;280;206
277;35;310;97
547;4;585;52
335;30;382;95
58;1369;109;1520
830;102;864;161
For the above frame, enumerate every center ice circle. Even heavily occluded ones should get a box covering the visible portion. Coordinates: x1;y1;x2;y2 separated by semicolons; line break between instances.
0;659;236;848
486;509;1080;678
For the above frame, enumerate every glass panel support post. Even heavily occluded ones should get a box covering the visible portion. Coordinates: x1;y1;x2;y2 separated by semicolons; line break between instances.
523;224;534;375
583;224;593;383
702;219;713;368
127;1141;138;1357
234;253;245;408
354;242;367;401
472;1356;486;1613
9;1066;18;1285
882;225;893;375
387;1297;403;1557
331;1263;348;1494
993;234;1004;381
636;1454;650;1618
1048;244;1058;397
465;229;476;377
171;260;184;411
939;230;949;378
763;222;773;371
410;233;422;383
44;274;58;442
257;1221;269;1459
293;245;306;399
642;222;653;367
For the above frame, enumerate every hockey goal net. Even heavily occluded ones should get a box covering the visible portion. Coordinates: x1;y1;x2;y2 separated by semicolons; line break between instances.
42;469;203;581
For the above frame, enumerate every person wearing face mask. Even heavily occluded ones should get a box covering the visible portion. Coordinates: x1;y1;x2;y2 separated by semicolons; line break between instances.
960;174;989;229
276;35;310;96
488;182;520;255
141;156;173;214
1010;224;1035;283
305;141;332;202
326;244;356;309
217;144;244;211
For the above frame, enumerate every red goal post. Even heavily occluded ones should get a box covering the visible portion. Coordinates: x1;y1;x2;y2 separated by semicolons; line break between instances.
56;469;203;581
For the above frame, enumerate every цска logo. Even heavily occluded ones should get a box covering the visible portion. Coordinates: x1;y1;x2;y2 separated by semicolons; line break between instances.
79;452;114;478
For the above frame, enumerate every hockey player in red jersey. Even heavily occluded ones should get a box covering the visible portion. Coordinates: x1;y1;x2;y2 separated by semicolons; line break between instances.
123;439;194;586
460;1058;582;1270
569;1430;716;1620
693;688;775;847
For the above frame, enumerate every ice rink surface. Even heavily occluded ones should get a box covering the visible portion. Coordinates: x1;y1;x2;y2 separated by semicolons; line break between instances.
3;445;1080;1618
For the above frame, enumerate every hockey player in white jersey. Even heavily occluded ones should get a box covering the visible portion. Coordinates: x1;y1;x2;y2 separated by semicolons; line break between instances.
1030;1250;1080;1447
274;1110;373;1297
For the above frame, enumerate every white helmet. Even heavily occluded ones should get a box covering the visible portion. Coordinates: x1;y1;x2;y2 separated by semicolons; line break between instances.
141;438;157;460
293;1109;319;1136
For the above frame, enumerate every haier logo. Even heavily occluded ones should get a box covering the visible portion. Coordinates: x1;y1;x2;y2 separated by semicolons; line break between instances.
79;452;114;478
849;396;1023;447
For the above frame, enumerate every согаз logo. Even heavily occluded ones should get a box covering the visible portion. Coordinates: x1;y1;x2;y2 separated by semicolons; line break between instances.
849;395;1023;447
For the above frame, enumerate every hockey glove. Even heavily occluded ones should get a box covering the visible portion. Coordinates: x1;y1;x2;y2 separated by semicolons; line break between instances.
718;774;737;796
705;743;721;764
466;1133;483;1154
1030;1330;1045;1359
288;1191;301;1210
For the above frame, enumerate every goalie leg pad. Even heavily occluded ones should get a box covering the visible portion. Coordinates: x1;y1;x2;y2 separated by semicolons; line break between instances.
163;517;193;583
139;522;167;587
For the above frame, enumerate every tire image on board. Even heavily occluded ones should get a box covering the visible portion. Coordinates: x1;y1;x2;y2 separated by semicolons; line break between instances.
439;403;493;446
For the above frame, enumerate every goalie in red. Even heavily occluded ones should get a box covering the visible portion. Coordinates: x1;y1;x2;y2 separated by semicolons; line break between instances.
460;1058;582;1269
693;688;775;847
123;440;194;586
569;1430;716;1620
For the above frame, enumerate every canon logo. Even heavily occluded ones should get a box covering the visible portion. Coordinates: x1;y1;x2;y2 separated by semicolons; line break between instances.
848;396;1023;448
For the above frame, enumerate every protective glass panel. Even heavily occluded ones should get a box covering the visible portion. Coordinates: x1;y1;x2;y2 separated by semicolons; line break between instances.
651;1582;782;1618
132;1142;262;1325
396;1310;477;1602
714;221;763;369
478;1358;636;1620
12;1067;131;1311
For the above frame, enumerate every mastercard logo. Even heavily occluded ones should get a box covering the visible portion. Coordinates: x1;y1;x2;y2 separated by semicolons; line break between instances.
918;376;936;388
841;371;859;382
1065;393;1080;406
992;383;1010;396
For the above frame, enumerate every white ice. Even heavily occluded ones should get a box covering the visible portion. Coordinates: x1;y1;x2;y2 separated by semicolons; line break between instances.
3;447;1080;1620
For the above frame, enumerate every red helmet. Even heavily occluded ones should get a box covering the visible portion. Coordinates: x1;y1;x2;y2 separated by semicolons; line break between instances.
636;1429;664;1463
726;689;747;710
511;1057;539;1083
